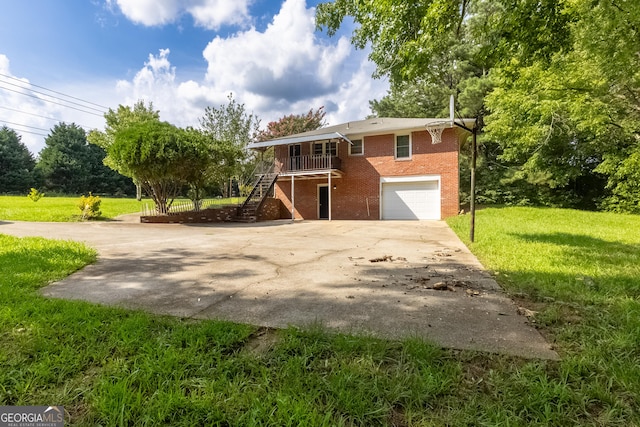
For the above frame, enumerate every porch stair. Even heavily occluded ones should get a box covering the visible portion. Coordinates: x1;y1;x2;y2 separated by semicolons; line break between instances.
234;170;278;223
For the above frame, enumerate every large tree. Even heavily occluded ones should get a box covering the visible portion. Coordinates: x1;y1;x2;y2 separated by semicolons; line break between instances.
316;0;497;101
108;120;206;214
0;126;36;194
317;0;505;208
88;101;159;199
36;123;91;194
37;123;134;196
199;94;260;196
484;0;640;211
319;0;639;212
88;101;160;163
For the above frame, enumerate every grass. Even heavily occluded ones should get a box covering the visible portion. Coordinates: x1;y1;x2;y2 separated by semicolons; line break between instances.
0;196;143;222
0;234;460;425
1;206;639;425
0;196;243;222
447;207;640;424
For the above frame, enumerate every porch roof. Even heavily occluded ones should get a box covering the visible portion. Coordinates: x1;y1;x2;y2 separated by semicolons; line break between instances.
248;117;476;150
248;132;352;149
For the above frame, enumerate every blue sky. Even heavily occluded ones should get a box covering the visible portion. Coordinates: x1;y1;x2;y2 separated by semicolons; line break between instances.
0;0;388;154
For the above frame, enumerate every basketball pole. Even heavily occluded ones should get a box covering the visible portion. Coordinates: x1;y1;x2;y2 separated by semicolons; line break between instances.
469;122;477;243
449;95;478;243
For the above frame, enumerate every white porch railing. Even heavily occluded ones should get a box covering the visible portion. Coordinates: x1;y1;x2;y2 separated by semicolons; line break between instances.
278;155;341;173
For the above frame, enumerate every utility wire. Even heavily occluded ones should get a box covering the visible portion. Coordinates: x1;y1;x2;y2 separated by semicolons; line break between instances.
0;85;104;117
0;119;50;132
0;79;105;114
0;121;48;137
7;129;48;137
0;72;109;110
0;106;96;131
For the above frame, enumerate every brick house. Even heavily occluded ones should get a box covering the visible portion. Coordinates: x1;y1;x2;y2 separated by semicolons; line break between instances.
247;117;473;221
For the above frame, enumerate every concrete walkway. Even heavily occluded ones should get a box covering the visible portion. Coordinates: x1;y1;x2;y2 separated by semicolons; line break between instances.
0;217;558;359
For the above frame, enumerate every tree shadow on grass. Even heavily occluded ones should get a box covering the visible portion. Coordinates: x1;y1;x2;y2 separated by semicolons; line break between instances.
505;232;640;301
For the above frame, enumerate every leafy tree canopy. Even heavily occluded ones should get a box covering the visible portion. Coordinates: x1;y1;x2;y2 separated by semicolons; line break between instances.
256;107;326;141
319;0;640;212
36;123;92;194
199;94;261;195
109;119;203;213
0;126;36;194
485;0;640;211
88;100;159;177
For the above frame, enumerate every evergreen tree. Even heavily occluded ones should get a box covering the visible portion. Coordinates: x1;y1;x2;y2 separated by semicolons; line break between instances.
0;126;36;194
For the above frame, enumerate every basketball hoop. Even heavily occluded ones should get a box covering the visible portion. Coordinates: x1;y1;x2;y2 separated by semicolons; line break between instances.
426;126;444;144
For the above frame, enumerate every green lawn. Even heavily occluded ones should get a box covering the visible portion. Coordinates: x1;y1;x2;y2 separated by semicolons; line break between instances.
447;207;640;424
0;196;243;222
1;207;639;425
0;196;143;222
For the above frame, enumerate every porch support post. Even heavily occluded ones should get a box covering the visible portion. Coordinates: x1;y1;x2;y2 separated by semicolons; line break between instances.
328;172;332;221
291;175;295;221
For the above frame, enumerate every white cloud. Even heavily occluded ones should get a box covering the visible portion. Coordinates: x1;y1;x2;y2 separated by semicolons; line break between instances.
111;0;180;26
202;0;352;103
1;1;389;156
187;0;250;29
110;0;250;29
116;49;220;127
110;0;389;133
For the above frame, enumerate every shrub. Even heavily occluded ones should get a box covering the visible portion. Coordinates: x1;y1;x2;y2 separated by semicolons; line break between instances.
78;193;102;220
27;188;45;202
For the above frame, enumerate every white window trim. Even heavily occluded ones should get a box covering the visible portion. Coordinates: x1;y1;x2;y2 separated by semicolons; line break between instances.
349;139;364;156
313;141;337;156
395;134;412;160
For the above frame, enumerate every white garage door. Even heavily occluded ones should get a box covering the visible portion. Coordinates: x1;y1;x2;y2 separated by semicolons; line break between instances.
381;180;441;220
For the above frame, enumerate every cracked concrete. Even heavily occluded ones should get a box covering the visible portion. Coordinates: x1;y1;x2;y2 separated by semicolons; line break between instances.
0;217;558;359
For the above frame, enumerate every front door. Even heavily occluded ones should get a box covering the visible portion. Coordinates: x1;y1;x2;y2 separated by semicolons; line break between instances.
318;185;329;219
288;144;301;170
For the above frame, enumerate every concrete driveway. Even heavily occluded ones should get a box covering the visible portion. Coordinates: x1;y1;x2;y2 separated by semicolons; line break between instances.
1;218;557;359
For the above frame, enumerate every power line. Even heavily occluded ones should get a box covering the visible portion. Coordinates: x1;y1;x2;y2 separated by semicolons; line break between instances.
0;105;96;131
0;79;105;114
9;129;47;137
0;119;50;132
0;72;109;110
0;122;48;138
0;85;105;117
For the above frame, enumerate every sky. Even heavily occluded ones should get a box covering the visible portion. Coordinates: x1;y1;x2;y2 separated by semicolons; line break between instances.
0;0;389;155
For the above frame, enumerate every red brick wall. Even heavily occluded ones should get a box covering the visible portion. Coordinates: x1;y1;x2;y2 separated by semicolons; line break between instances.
141;198;285;223
274;128;460;220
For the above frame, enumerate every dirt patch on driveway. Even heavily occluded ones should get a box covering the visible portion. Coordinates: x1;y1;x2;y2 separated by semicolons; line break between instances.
1;219;557;359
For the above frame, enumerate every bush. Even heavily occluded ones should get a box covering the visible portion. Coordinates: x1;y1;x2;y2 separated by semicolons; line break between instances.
27;188;45;202
78;193;102;220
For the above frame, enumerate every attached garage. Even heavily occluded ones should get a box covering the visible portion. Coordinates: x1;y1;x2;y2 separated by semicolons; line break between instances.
380;176;441;220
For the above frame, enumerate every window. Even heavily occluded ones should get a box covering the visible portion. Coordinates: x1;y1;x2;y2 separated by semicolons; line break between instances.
313;141;337;156
395;135;411;159
349;139;363;156
328;142;337;156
